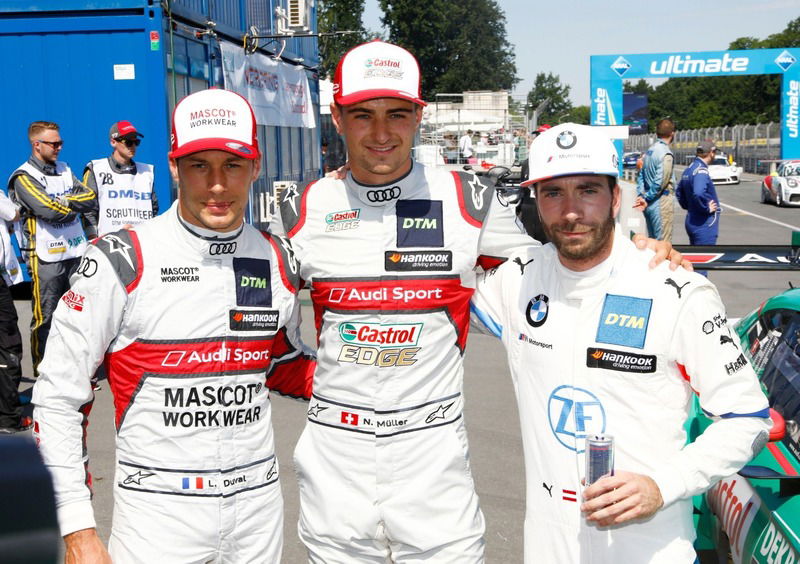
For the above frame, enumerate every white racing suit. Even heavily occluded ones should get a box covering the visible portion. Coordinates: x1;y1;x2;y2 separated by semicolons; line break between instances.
32;202;314;563
470;229;771;563
277;162;531;562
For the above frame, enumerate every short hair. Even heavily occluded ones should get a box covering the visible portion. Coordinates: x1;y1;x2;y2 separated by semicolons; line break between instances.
28;121;59;141
655;119;675;139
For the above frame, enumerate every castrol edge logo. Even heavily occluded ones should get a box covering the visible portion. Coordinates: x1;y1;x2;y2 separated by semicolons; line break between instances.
338;322;423;348
706;476;761;560
336;321;423;367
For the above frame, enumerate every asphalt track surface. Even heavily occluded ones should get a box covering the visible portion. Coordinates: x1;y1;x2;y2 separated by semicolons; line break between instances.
10;168;800;562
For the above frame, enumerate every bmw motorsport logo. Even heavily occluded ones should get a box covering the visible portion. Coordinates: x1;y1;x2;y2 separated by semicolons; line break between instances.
556;131;577;150
526;294;549;327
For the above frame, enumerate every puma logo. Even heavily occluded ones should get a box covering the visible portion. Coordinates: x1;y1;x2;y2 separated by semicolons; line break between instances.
665;278;690;298
514;257;534;275
720;333;738;349
543;482;553;497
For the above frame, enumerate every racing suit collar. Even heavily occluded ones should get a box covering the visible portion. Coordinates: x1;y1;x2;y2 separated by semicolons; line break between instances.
28;156;57;176
172;202;244;257
553;225;630;300
345;161;422;207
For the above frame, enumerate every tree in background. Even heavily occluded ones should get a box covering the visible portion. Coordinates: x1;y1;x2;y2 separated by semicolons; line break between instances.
317;0;371;79
379;0;517;99
526;72;572;125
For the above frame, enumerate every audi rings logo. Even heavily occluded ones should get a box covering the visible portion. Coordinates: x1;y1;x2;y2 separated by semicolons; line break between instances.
209;242;237;255
76;257;98;278
366;186;401;203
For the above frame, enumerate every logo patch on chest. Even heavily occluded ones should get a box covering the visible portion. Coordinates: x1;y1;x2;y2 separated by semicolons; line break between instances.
234;258;272;307
595;294;651;349
396;200;443;248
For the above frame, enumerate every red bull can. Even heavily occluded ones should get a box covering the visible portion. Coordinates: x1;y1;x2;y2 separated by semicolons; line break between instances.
585;435;614;485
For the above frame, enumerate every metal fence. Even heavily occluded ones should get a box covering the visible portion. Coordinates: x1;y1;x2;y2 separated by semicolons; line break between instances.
414;92;529;167
627;123;781;175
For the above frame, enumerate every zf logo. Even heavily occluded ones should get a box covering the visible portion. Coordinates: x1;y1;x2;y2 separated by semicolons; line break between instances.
366;186;401;203
547;385;606;452
209;242;237;255
99;172;114;185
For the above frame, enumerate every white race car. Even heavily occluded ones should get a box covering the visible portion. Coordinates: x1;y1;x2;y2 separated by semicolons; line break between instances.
708;154;742;185
761;159;800;207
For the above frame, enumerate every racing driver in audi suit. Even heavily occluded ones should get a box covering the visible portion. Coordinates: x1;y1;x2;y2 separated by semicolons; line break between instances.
470;123;771;563
272;40;682;563
32;89;314;563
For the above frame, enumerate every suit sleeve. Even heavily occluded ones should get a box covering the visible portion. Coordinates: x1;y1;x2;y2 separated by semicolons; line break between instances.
12;173;76;222
0;190;18;222
264;234;314;400
652;284;771;507
81;163;99;238
31;245;128;536
690;169;713;213
469;262;509;338
477;194;538;269
65;173;97;214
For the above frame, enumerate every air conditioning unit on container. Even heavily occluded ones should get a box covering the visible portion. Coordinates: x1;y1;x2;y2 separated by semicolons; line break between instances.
287;0;309;31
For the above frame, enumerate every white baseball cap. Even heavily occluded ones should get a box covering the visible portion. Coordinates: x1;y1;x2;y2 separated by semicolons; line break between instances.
333;40;426;106
522;123;619;187
169;89;260;160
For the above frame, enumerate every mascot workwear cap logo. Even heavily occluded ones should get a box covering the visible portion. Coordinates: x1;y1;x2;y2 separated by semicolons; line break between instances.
333;40;426;107
522;123;619;188
169;89;260;160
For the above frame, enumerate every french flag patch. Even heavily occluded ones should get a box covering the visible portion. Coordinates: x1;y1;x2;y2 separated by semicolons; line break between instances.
182;477;204;490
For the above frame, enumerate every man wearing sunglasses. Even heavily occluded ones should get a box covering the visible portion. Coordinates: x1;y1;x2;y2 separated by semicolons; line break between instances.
7;121;96;378
82;121;158;238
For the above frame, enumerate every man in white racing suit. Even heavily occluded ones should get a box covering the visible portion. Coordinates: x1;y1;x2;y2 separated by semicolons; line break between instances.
470;123;771;563
32;89;314;563
275;41;680;562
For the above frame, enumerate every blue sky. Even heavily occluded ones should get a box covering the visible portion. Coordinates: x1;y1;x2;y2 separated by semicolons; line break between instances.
362;0;797;105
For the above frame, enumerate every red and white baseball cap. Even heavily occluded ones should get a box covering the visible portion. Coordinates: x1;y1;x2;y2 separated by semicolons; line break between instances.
110;120;143;139
169;89;259;160
333;40;426;107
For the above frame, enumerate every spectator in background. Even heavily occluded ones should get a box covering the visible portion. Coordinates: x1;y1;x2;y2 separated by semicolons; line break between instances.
635;118;676;241
459;128;474;163
514;128;528;165
7;121;96;378
0;189;28;434
83;120;157;238
676;140;721;245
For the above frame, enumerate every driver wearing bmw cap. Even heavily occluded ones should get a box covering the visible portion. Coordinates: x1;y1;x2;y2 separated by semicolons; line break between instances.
470;123;771;563
32;88;314;563
273;39;682;563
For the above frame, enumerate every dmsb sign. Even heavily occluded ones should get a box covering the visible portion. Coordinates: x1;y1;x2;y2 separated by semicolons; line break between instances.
591;48;800;159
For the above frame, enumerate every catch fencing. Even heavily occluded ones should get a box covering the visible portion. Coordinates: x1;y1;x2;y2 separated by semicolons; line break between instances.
627;123;781;174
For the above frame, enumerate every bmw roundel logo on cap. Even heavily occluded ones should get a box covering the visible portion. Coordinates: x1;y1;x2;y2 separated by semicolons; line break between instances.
526;294;549;327
556;131;577;150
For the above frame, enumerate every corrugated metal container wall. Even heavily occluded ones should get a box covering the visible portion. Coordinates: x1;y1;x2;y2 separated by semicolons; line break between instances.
0;0;322;237
0;1;172;211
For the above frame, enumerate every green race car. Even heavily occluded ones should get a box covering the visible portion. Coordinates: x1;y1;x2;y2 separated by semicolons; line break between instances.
693;286;800;564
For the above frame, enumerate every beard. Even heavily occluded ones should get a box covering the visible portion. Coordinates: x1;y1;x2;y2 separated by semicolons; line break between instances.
542;211;615;262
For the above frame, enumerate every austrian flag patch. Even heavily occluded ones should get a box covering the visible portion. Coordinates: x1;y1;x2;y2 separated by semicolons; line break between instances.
62;289;86;312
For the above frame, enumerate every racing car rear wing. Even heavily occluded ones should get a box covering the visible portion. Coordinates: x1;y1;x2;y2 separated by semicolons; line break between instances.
675;232;800;270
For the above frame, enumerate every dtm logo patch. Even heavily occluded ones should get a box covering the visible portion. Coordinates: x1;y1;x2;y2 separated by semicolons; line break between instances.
595;294;651;349
234;258;271;307
396;200;443;248
548;385;606;453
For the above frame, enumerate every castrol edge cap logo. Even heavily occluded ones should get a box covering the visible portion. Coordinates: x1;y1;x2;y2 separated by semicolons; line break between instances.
338;322;423;348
